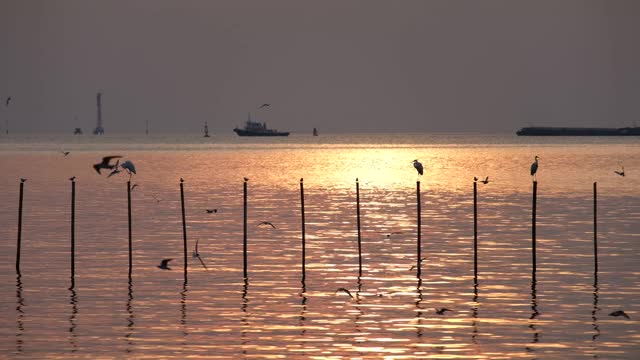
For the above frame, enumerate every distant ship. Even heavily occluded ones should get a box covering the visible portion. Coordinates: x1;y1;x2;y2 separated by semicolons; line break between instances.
204;121;210;137
233;113;289;137
313;128;318;136
516;126;640;136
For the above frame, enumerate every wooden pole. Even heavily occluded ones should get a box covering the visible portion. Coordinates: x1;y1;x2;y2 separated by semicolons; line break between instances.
356;178;362;277
593;182;598;274
300;178;306;281
16;179;25;274
243;179;248;279
127;181;133;277
180;179;188;275
473;180;478;278
416;180;422;277
71;179;76;286
532;181;537;274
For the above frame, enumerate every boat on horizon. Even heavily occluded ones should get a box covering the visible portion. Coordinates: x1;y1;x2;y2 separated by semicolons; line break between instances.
516;126;640;136
233;113;289;137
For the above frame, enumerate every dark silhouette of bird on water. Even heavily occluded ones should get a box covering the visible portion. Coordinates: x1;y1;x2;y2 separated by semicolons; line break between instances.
614;166;625;177
258;221;276;229
69;176;76;181
335;288;355;299
157;258;173;270
206;209;217;214
609;310;630;319
20;178;27;183
258;103;270;109
413;160;424;176
93;156;122;174
435;308;452;315
481;176;490;184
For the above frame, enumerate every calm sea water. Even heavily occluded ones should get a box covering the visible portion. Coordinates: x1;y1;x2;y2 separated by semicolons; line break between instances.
1;133;639;359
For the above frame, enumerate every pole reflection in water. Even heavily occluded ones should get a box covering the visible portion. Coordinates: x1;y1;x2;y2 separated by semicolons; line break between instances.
471;276;479;344
125;275;135;353
15;274;24;354
180;280;188;344
298;281;307;337
68;284;78;353
526;273;540;354
592;272;600;346
241;278;249;356
415;277;424;341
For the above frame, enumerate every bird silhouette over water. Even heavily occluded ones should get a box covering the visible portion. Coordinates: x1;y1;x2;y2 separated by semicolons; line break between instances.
609;310;630;319
435;308;452;315
130;184;139;191
93;156;122;174
413;160;424;176
258;103;270;108
258;221;276;229
157;258;173;270
481;176;490;184
206;209;217;214
61;150;70;157
20;178;27;183
335;288;355;299
614;166;625;177
69;176;76;181
530;156;539;180
107;160;121;178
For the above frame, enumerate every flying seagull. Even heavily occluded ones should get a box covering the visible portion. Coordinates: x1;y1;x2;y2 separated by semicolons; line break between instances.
258;103;270;108
107;160;121;178
481;176;490;184
530;156;539;180
413;160;424;176
614;166;625;177
93;156;122;174
609;310;630;319
191;240;209;270
435;308;452;315
206;209;217;214
61;150;70;157
258;221;276;229
335;288;354;299
5;96;11;107
157;258;173;270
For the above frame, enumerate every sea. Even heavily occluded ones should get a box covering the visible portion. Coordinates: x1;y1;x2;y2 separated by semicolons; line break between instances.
1;133;639;359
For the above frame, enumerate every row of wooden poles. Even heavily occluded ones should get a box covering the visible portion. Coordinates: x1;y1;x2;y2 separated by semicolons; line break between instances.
14;178;599;285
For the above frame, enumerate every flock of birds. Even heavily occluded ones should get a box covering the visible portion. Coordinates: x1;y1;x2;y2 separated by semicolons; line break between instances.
23;152;632;320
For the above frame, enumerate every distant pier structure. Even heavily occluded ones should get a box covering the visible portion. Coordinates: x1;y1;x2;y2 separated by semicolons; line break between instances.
93;92;105;135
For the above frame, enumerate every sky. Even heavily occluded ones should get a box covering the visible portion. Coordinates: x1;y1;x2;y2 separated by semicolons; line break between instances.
1;0;639;134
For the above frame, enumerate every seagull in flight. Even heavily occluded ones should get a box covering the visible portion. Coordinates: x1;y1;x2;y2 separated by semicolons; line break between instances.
614;166;625;177
258;221;276;229
258;103;270;109
413;160;424;176
609;310;630;319
481;176;490;184
107;160;121;178
192;240;209;270
206;209;217;214
157;258;173;270
60;150;70;157
5;96;11;107
93;156;122;174
435;308;453;315
335;288;355;299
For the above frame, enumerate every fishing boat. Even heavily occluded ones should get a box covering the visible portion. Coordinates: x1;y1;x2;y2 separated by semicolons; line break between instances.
233;113;289;137
516;126;640;136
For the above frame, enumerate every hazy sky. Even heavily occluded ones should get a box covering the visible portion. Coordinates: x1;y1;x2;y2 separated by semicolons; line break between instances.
1;0;639;134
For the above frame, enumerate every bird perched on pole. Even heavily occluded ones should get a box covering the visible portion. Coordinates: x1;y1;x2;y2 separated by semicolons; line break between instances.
530;156;539;181
413;160;424;176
